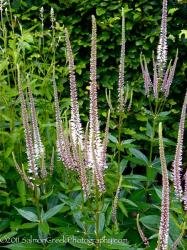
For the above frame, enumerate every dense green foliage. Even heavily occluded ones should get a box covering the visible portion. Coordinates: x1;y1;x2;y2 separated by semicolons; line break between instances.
0;0;187;250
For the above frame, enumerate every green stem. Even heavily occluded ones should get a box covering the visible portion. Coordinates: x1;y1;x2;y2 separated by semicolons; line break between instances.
117;113;123;175
149;116;156;163
34;186;40;219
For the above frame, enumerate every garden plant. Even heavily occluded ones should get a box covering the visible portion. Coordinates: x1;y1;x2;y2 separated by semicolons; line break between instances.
0;0;187;249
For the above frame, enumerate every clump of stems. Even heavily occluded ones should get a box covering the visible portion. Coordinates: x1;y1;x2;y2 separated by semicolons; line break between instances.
54;16;109;197
14;65;49;189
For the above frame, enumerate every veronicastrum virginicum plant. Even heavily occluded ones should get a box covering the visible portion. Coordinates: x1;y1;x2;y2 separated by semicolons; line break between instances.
52;15;111;248
0;0;186;249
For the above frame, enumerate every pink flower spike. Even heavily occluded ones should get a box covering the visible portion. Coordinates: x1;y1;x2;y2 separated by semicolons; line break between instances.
172;91;187;200
157;0;168;76
153;59;158;99
140;55;152;97
118;8;126;112
64;28;83;149
27;83;45;161
88;15;105;193
164;50;178;98
183;169;187;211
157;122;170;250
17;65;38;179
52;70;74;170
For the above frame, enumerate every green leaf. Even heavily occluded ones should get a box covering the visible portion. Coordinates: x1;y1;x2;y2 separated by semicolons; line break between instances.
118;201;128;217
146;122;153;138
123;174;147;181
129;148;149;166
168;8;178;15
18;223;38;229
67;235;94;248
46;243;66;250
0;231;17;241
38;220;49;234
119;198;137;207
140;215;160;229
0;174;6;188
15;207;39;222
4;243;42;250
96;8;106;16
0;219;9;233
120;159;128;173
99;212;105;233
0;174;6;184
17;180;26;206
154;186;162;200
40;187;53;200
102;241;134;249
43;204;64;220
179;29;187;39
109;134;118;143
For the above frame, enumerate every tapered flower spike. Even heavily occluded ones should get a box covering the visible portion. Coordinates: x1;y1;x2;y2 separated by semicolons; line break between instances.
157;122;170;250
27;83;45;161
52;69;75;170
64;28;84;149
172;91;187;201
118;8;125;112
100;110;110;171
17;65;38;179
50;147;54;176
69;122;89;197
136;214;150;247
183;169;187;210
141;0;177;99
157;0;168;76
162;59;172;92
127;89;133;111
163;50;178;97
153;58;158;99
12;152;34;190
88;15;105;193
112;175;122;223
140;55;152;97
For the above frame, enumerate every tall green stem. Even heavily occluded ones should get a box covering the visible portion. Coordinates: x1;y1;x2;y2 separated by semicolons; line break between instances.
149;116;157;163
118;113;123;175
